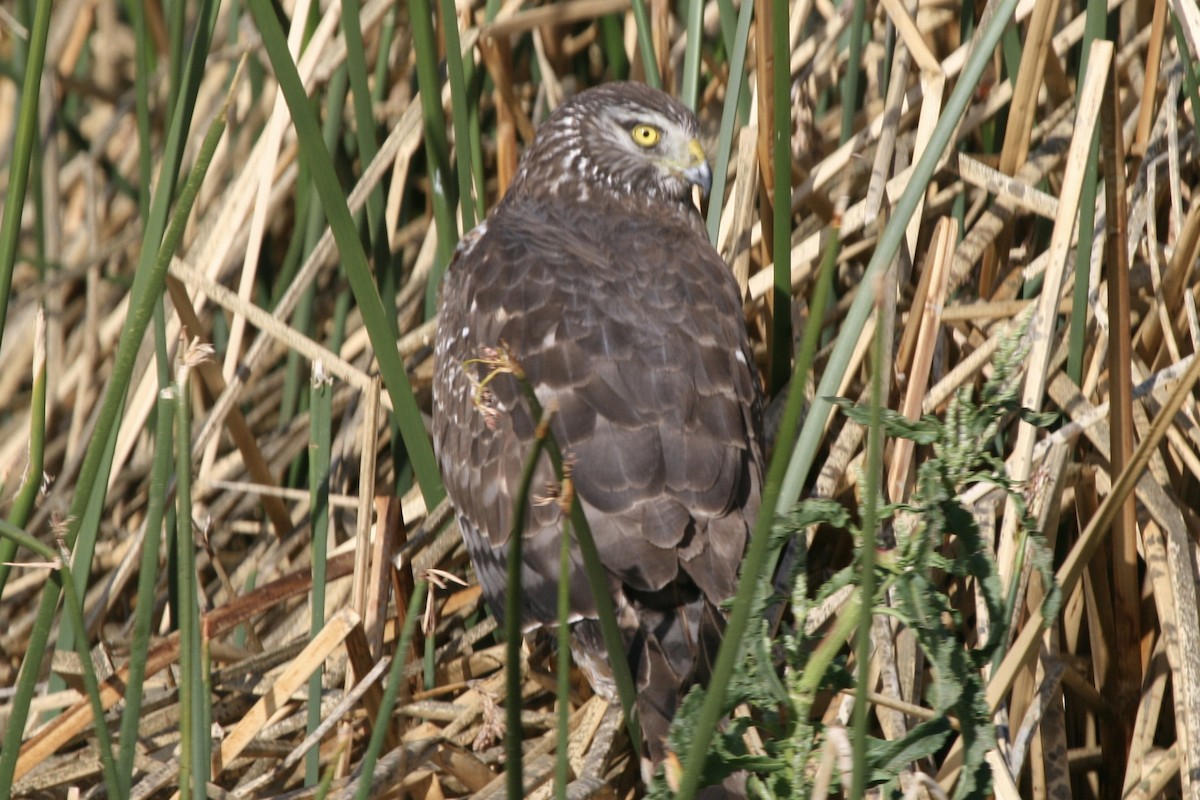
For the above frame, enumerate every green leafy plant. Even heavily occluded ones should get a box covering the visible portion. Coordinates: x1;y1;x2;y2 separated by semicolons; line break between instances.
653;328;1060;799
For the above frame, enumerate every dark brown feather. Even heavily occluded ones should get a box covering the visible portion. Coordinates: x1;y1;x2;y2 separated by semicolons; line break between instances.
431;82;763;783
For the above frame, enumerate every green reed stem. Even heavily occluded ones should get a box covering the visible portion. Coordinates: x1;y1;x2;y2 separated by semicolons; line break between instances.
0;311;47;598
554;515;572;800
116;389;175;792
629;0;662;88
676;214;843;800
851;284;885;800
0;0;51;354
306;366;333;785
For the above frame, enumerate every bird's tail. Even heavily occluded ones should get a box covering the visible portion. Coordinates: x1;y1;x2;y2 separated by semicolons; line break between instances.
571;584;736;792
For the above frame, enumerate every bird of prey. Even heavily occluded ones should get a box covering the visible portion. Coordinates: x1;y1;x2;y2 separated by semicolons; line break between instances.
432;82;764;783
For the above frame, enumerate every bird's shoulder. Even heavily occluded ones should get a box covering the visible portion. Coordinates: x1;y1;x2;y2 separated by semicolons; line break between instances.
449;195;734;316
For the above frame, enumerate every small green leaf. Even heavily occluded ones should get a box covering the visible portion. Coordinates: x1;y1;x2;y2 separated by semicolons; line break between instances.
830;397;942;444
1019;407;1059;427
780;498;852;531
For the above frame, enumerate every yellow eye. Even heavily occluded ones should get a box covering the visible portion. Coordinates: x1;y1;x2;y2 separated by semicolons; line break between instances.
630;124;661;147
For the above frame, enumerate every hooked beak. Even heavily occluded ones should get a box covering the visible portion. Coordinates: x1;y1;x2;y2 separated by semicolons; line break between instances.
681;138;713;198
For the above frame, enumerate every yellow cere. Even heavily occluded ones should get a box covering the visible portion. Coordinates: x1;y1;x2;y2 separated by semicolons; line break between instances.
631;124;661;147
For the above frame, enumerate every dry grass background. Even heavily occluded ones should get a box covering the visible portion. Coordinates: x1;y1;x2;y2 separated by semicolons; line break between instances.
0;0;1199;797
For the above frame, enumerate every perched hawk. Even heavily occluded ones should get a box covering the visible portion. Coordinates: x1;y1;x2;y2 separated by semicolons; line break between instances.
432;82;764;783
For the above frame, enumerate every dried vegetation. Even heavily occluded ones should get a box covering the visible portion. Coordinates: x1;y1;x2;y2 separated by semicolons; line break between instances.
0;0;1199;797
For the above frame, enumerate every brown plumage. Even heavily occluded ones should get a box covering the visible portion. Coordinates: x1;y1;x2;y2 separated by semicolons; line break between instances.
431;82;763;784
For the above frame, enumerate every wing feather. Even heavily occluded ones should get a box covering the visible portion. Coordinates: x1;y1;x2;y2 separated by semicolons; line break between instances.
433;197;762;616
